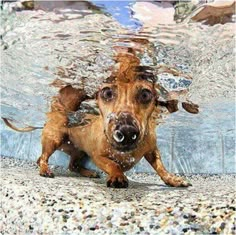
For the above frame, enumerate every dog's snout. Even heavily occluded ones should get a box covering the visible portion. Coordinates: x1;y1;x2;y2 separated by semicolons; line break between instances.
118;112;136;126
112;113;140;151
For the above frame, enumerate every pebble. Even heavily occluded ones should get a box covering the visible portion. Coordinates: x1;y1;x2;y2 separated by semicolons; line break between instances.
1;157;235;234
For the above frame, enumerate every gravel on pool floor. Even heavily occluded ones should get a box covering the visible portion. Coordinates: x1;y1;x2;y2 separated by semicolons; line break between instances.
0;157;235;235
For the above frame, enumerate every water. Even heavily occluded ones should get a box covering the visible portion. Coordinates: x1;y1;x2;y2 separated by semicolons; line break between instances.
0;1;235;173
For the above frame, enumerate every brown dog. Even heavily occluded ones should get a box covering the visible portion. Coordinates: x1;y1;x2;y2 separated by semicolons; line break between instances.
3;52;197;188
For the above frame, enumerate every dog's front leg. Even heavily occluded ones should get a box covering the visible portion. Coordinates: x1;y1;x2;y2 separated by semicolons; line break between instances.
145;149;191;187
93;156;128;188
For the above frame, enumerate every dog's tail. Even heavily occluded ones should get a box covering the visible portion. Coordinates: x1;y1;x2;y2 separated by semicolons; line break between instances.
2;118;43;132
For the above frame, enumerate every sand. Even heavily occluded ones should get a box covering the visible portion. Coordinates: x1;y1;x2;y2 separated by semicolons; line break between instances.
1;157;235;234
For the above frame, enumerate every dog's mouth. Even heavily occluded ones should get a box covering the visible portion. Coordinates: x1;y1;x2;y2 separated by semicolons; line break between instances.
110;141;138;153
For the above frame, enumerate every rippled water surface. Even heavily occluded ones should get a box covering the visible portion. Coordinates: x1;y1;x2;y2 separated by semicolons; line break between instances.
0;1;235;173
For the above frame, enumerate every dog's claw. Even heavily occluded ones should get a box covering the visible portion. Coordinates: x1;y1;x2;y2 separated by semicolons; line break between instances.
69;166;100;178
107;174;129;188
178;180;192;187
88;172;100;178
83;171;100;178
107;180;128;188
40;170;54;178
164;176;192;187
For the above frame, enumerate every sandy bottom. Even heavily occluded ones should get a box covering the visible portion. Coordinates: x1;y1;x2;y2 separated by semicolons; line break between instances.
1;157;235;235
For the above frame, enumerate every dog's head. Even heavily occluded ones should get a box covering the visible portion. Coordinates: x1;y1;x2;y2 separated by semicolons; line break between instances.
97;77;157;152
96;51;158;152
96;49;199;152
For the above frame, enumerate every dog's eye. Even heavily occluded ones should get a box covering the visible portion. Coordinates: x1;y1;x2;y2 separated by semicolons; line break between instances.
137;89;153;104
100;87;114;101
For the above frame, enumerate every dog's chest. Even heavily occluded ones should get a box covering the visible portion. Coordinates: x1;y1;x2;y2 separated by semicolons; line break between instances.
108;151;141;170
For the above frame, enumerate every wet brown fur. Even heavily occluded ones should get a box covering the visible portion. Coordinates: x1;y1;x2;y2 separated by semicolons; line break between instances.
3;53;193;188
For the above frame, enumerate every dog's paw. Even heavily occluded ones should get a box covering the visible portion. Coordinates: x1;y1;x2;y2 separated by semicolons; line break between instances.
40;169;55;178
79;168;100;178
69;165;99;178
164;175;192;187
107;174;129;188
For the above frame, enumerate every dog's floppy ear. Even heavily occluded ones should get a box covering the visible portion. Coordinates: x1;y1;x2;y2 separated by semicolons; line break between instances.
156;100;179;113
156;99;199;114
182;102;199;114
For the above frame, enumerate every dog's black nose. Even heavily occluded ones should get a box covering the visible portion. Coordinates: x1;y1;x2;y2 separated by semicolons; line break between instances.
113;125;139;146
113;113;140;150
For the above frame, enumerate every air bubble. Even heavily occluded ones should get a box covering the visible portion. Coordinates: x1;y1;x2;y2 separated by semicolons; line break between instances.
132;134;137;140
113;130;124;143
